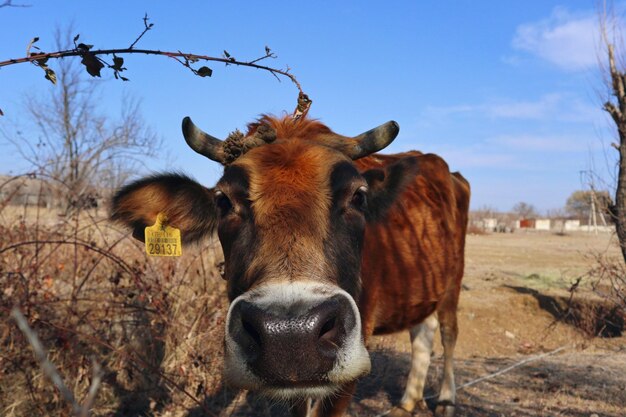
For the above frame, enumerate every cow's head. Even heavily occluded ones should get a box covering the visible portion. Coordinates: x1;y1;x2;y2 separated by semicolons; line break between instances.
111;115;418;400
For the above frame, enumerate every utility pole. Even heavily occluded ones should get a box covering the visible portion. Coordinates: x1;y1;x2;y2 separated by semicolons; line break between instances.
581;169;607;234
590;192;598;235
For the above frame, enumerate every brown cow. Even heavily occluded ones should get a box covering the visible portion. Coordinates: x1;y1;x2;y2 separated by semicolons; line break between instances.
111;115;470;417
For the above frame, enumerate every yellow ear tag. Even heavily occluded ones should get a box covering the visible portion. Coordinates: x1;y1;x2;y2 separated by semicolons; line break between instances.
145;213;182;257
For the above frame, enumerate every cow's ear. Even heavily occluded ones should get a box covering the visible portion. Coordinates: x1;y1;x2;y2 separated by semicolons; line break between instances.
363;156;419;222
111;173;216;243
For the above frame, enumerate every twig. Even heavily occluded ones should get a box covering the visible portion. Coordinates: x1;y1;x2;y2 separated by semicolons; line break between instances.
0;0;31;7
0;353;47;414
25;315;219;416
79;360;103;417
425;345;569;399
0;47;303;94
459;345;568;390
11;308;79;413
292;92;312;120
248;46;277;65
0;239;136;275
129;13;153;49
10;308;104;416
0;16;308;117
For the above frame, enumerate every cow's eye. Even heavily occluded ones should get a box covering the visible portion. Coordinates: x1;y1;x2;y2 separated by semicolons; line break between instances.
350;186;368;211
215;190;233;214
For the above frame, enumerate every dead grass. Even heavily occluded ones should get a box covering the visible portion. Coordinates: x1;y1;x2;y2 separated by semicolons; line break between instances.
466;224;487;235
2;209;626;417
0;204;229;416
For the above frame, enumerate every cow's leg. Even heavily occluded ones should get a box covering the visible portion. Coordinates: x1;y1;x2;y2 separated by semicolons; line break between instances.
385;312;439;417
435;306;458;417
310;382;355;417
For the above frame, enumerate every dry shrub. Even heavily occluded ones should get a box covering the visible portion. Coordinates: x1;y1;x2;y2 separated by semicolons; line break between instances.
563;250;626;338
587;251;626;314
560;292;624;338
0;195;230;416
466;224;487;235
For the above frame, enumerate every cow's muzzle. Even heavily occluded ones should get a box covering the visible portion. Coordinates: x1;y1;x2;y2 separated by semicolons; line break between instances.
224;282;371;399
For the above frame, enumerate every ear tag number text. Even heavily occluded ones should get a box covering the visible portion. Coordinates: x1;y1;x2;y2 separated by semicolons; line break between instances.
145;213;182;257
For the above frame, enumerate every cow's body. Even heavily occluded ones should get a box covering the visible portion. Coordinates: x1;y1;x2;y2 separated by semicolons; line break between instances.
112;116;470;417
357;152;468;338
356;152;468;417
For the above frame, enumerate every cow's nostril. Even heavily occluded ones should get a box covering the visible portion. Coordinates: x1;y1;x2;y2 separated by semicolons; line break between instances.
241;317;262;348
319;316;338;342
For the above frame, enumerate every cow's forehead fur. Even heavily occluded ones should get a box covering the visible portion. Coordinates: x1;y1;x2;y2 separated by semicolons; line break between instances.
245;115;337;142
232;115;356;233
220;118;361;287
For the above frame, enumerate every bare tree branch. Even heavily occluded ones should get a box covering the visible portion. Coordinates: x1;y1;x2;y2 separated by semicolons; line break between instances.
0;0;31;7
11;308;103;417
129;13;153;49
1;239;136;274
604;100;622;124
5;31;165;213
608;44;626;116
599;1;626;263
0;15;305;117
79;360;103;417
0;17;307;119
10;308;79;413
0;47;303;92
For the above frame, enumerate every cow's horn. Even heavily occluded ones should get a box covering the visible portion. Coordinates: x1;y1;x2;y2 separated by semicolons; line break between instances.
182;117;225;163
347;121;400;160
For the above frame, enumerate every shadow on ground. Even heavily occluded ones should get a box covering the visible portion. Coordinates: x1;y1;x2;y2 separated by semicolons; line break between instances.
184;346;626;417
504;285;624;338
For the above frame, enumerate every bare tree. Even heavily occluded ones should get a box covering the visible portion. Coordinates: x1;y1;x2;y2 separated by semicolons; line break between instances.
600;3;626;263
545;207;567;219
512;201;538;219
4;29;159;212
565;190;612;221
472;205;498;219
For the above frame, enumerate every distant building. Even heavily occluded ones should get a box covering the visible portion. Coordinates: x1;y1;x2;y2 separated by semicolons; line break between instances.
0;175;54;207
483;218;497;230
563;219;580;231
0;175;105;210
518;218;553;230
518;219;535;229
535;219;551;231
516;217;613;233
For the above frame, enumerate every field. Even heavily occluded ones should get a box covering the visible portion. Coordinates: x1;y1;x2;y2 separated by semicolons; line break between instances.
1;207;625;416
353;232;626;417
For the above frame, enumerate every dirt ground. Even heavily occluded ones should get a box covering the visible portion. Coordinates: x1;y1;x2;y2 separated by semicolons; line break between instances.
219;231;626;417
363;231;626;417
3;206;625;416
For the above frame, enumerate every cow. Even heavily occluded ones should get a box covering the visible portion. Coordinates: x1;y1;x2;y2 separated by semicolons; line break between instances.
111;114;470;417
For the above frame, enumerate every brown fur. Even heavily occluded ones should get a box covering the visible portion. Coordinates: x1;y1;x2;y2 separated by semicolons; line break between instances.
233;118;470;417
246;115;358;156
111;115;470;417
246;115;337;141
240;119;470;417
111;173;216;243
356;152;469;338
234;141;346;285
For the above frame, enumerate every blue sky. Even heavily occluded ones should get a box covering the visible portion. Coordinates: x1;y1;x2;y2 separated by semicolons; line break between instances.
0;1;620;212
